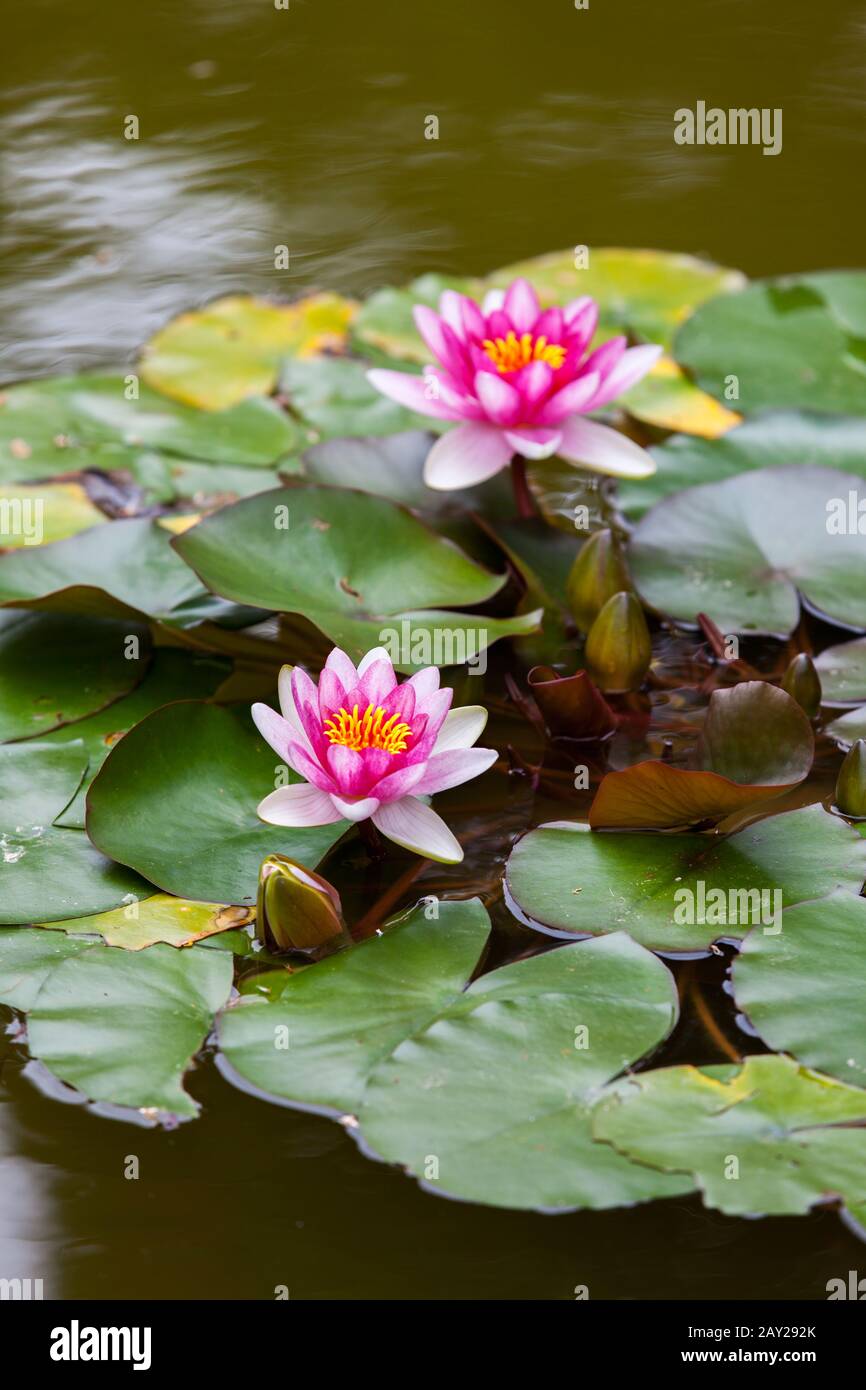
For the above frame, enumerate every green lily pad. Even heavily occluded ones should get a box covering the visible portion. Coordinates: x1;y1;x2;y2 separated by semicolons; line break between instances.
814;637;866;705
588;683;814;830
86;702;347;905
26;940;234;1118
618;354;741;438
505;803;866;952
0;741;149;925
0;516;209;623
140;294;357;410
482;247;745;350
618;410;866;522
0;483;106;547
826;707;866;750
352;274;480;364
219;900;689;1211
675;272;866;416
594;1054;866;1219
129;456;288;507
629;466;866;636
41;651;229;828
0;374;299;481
733;890;866;1087
0;611;150;742
0;929;94;1009
42;894;254;951
281;357;428;439
172;484;536;670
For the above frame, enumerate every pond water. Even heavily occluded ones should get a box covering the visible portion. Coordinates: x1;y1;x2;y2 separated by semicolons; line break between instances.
2;0;865;1300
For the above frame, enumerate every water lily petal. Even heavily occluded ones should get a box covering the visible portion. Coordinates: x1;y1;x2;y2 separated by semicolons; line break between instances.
369;760;428;804
438;289;467;341
251;703;295;761
558;416;656;479
504;427;563;460
536;370;600;425
407;665;441;701
482;288;505;314
460;294;487;341
581;334;628;383
413;305;467;377
330;793;380;822
434;704;489;751
474;370;523;426
564;298;599;351
288;741;335;792
503;277;541;334
327;744;370;797
257;783;344;827
372;796;464;863
357;654;398;704
588;343;664;408
516;359;555;409
423;422;514;490
324;647;358;688
366;367;461;420
412;746;498;795
317;666;348;718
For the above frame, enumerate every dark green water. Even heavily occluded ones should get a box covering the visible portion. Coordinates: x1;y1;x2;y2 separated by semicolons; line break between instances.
2;0;865;1300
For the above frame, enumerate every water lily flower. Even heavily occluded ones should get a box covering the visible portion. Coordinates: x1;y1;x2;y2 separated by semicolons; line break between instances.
367;278;662;489
251;646;497;863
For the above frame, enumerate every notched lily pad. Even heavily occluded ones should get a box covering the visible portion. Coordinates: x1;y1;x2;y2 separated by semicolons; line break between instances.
42;893;254;951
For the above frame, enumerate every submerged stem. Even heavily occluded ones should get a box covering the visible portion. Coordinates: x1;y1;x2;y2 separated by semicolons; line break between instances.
510;456;535;519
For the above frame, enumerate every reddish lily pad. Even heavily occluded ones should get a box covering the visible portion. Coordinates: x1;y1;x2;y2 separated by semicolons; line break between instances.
528;666;617;740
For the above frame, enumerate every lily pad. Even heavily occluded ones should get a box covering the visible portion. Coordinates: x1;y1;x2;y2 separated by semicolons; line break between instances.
482;247;745;350
0;483;106;547
85;702;348;905
0;516;209;623
505;803;866;952
826;707;866;750
0;929;94;1009
281;357;428;439
41;651;230;828
590;683;814;830
42;894;254;951
675;271;866;416
618;355;740;438
26;941;234;1118
219;900;689;1211
594;1054;866;1218
629;466;866;636
141;294;357;409
814;637;866;705
172;484;537;669
0;741;149;925
0;374;299;480
0;611;150;742
352;274;480;364
618;411;866;522
733;890;866;1087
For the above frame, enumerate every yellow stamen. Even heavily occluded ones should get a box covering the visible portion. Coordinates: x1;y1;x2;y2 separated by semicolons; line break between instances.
482;331;567;374
323;703;412;755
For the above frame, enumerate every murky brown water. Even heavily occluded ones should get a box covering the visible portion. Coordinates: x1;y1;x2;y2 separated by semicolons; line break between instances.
2;0;865;1299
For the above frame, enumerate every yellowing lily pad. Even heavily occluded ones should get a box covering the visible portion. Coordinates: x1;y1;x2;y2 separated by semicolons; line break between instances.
42;893;254;951
620;354;741;438
0;484;106;548
140;293;358;410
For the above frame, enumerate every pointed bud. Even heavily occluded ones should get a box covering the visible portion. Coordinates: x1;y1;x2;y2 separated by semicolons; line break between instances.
565;528;631;633
256;854;351;956
835;740;866;819
781;653;822;718
585;591;652;693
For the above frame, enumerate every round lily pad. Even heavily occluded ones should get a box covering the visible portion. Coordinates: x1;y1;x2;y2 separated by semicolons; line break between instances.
629;466;866;636
814;637;866;705
0;929;94;1009
86;702;348;905
505;803;866;952
0;483;106;547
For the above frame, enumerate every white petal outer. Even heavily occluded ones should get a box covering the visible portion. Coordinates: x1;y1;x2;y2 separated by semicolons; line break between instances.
423;422;513;490
504;428;562;460
257;783;344;827
330;794;380;822
557;417;657;479
414;746;498;794
433;704;489;752
372;797;464;863
357;646;393;678
482;288;505;314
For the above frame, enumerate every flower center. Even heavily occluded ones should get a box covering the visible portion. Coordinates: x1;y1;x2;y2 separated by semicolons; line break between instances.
482;331;567;374
323;703;412;755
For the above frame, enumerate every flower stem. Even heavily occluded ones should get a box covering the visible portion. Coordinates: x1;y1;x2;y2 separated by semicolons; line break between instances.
357;818;386;862
510;457;535;519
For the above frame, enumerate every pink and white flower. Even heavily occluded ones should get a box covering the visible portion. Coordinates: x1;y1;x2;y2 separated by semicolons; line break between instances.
252;646;497;863
368;278;662;489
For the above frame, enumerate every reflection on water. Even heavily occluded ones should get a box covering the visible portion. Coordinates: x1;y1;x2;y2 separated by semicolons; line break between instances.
2;0;866;1299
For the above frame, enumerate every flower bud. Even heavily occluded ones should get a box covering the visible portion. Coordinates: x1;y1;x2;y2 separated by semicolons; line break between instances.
256;854;351;956
565;528;631;633
835;740;866;819
781;653;822;718
584;591;652;693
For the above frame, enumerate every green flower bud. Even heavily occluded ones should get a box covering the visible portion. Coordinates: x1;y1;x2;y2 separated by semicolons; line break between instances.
565;528;631;633
835;740;866;819
584;591;652;693
781;653;822;718
256;854;351;956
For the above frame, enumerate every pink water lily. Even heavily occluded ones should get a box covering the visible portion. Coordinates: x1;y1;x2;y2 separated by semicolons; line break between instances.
368;278;662;489
252;646;497;863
